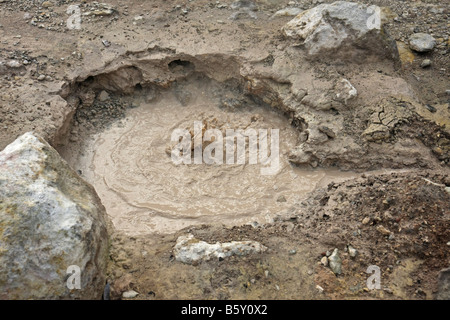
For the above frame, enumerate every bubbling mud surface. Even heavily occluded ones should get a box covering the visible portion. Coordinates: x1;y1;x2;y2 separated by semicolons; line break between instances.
62;85;359;236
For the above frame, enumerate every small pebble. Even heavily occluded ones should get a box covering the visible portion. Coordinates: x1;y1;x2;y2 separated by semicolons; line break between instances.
420;59;432;68
424;104;436;113
348;245;358;258
122;290;139;299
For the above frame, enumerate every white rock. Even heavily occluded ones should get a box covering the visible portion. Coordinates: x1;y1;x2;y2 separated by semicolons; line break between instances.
348;245;358;258
6;60;21;68
0;133;110;299
122;290;139;299
335;78;357;105
281;1;398;61
173;234;267;264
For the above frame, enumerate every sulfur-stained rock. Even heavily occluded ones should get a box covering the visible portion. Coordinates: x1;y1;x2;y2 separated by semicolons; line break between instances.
0;132;110;299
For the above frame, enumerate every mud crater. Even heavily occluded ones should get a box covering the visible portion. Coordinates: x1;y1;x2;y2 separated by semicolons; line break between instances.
57;56;358;236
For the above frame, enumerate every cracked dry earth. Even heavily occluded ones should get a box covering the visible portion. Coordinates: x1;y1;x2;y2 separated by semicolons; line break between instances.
1;0;449;300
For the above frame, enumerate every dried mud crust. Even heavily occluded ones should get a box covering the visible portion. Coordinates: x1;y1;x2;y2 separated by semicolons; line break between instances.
106;171;449;300
295;171;450;298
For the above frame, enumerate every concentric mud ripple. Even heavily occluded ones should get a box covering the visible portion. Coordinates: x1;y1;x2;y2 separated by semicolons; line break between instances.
66;90;357;236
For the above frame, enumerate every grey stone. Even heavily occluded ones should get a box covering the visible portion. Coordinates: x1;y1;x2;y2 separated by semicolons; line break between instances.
122;290;139;299
6;60;21;68
409;33;436;52
0;132;110;299
328;248;342;275
98;90;110;102
281;1;399;62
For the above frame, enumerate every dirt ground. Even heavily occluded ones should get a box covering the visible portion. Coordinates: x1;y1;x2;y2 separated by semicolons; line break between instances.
0;0;449;300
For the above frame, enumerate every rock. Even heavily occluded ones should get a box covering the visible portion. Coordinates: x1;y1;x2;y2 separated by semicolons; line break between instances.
37;74;46;81
348;245;358;258
122;290;139;299
362;217;370;224
320;256;328;266
6;60;21;68
103;282;110;300
173;234;267;264
334;78;357;105
289;249;297;255
376;225;391;236
436;267;450;300
42;1;53;8
0;132;110;299
328;248;342;275
409;33;436;52
420;59;432;68
281;1;399;62
98;90;110;102
271;8;303;19
277;195;287;202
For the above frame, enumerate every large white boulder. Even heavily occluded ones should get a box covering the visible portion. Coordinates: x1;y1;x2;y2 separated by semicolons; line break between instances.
0;132;110;299
282;1;399;62
173;234;267;264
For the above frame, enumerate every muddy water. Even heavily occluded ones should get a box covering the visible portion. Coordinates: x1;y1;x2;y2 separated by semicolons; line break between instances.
63;88;359;236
